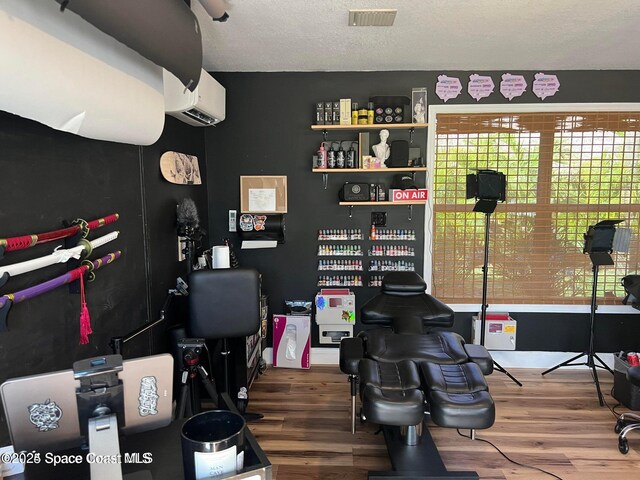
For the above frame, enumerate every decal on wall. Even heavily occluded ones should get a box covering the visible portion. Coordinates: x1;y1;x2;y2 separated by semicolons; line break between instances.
28;399;63;432
532;73;560;100
160;151;202;185
239;214;270;232
500;74;527;101
239;214;254;232
253;215;267;231
468;74;495;101
435;75;462;102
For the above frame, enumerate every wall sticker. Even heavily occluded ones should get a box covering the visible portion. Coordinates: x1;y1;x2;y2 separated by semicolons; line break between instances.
532;73;560;100
435;75;462;102
500;73;527;100
468;74;495;101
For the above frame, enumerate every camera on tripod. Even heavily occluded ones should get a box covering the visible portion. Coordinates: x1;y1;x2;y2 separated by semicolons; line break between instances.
178;338;206;362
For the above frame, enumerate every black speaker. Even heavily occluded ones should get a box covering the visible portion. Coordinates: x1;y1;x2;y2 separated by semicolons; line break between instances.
387;140;409;167
339;183;370;202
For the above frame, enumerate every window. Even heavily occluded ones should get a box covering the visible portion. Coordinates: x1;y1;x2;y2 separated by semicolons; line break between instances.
431;111;640;305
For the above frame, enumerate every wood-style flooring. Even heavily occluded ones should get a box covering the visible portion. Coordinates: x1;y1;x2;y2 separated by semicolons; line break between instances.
246;365;640;480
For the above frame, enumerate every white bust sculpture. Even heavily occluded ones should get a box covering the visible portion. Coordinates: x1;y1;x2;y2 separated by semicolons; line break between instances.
413;98;425;124
372;129;390;164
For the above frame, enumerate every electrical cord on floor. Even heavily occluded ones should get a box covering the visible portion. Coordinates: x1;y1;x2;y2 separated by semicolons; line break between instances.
603;385;622;420
456;429;564;480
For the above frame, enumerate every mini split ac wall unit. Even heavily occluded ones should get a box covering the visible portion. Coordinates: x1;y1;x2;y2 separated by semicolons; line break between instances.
164;69;226;127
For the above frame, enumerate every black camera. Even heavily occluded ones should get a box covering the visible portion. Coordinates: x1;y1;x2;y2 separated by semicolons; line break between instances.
178;338;206;362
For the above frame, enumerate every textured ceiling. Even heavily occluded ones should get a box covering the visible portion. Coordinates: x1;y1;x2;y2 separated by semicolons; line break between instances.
194;0;640;72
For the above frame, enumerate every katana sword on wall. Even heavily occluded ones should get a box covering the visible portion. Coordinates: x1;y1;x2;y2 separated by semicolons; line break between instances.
0;231;120;288
0;251;122;332
0;213;119;259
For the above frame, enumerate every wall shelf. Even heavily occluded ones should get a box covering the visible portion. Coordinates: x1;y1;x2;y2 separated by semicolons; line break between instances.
339;201;425;220
338;201;426;206
312;167;427;173
311;123;428;131
314;167;426;189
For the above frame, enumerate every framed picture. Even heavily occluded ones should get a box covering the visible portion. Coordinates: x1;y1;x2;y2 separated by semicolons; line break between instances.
411;88;427;124
240;175;288;213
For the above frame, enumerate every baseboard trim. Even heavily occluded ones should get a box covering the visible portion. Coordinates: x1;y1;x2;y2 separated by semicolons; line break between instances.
263;348;615;369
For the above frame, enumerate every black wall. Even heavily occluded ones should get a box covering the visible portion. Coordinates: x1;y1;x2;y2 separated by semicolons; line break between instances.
206;70;640;350
0;112;207;443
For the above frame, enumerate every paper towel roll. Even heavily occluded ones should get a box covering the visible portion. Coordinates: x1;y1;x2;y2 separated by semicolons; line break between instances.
211;246;230;269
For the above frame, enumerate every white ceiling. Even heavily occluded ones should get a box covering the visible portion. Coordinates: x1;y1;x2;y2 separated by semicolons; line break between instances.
194;0;640;72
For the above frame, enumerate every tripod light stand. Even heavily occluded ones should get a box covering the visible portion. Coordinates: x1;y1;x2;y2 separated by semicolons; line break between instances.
542;220;627;406
467;170;522;387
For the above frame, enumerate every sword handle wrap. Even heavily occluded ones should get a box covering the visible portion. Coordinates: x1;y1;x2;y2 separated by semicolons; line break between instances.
3;226;81;251
87;213;119;230
4;235;38;252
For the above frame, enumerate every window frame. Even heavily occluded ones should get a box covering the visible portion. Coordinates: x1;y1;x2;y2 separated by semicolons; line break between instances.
425;103;640;314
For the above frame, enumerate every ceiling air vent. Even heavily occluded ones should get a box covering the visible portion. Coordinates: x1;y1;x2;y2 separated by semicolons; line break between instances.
348;9;397;27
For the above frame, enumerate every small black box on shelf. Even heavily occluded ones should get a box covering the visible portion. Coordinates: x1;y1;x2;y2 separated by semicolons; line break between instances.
388;140;409;167
315;102;325;125
332;101;340;125
613;353;640;410
324;101;333;125
369;95;411;124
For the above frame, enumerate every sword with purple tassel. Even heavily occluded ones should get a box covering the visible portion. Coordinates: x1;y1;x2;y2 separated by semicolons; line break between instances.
0;251;122;337
0;213;119;259
0;231;120;288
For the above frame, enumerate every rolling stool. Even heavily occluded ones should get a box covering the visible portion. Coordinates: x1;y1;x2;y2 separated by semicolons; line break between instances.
615;365;640;454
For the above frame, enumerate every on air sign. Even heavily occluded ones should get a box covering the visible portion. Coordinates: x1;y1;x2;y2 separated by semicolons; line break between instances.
390;189;428;202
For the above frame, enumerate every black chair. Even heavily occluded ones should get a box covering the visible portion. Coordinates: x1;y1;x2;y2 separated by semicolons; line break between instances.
186;268;261;414
340;271;495;479
616;366;640;454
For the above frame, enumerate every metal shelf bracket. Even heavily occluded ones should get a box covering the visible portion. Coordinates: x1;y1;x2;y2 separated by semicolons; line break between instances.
322;173;328;189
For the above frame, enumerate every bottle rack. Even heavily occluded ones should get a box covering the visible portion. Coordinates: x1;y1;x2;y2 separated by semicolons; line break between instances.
368;245;415;257
318;275;363;287
318;229;363;241
369;275;384;288
318;259;363;271
370;228;416;241
317;245;363;256
369;260;415;272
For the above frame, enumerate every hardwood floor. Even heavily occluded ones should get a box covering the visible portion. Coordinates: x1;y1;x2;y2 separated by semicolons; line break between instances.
246;365;640;480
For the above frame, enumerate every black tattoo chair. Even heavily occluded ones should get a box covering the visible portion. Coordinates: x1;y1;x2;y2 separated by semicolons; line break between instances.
340;271;495;479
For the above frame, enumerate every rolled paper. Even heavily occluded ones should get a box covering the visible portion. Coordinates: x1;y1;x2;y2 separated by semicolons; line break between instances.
211;245;230;269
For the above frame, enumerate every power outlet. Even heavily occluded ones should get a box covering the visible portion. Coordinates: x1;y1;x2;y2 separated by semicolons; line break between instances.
371;212;387;227
177;236;186;262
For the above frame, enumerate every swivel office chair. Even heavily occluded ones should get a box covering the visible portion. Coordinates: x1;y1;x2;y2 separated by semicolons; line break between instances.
616;366;640;454
187;268;261;413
